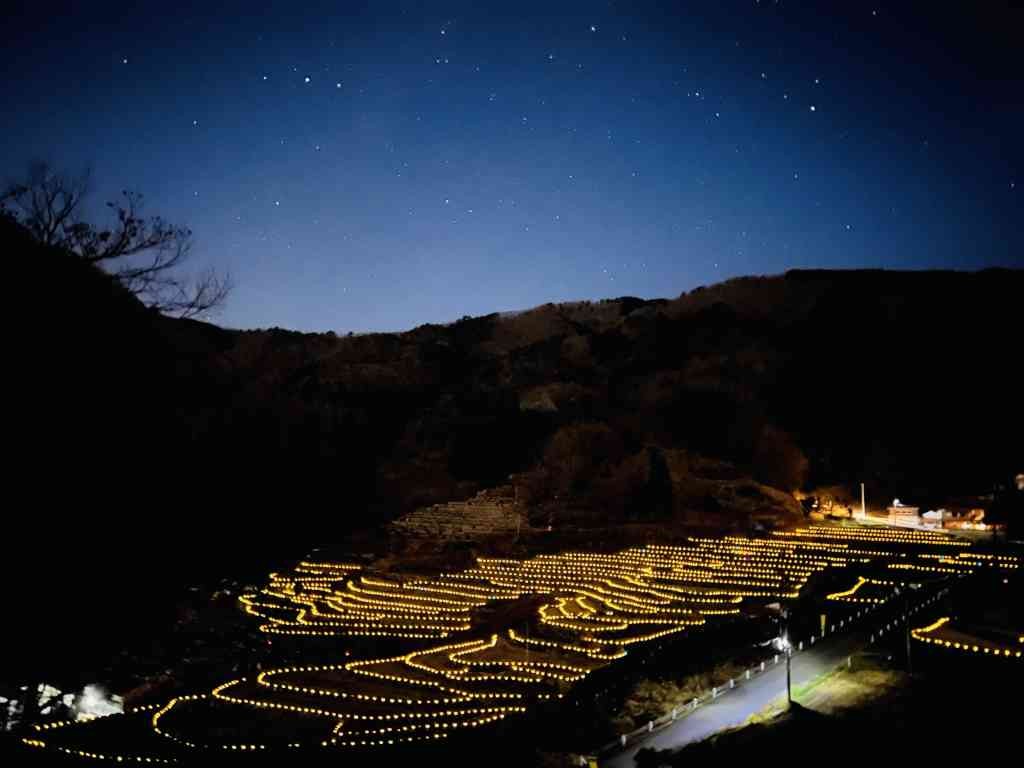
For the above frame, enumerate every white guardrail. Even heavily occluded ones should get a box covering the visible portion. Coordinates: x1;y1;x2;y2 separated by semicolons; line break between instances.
593;585;951;759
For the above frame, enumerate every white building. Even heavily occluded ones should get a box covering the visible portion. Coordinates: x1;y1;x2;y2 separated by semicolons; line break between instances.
886;498;919;519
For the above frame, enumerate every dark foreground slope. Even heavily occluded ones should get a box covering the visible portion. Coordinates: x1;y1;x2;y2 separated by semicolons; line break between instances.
4;214;1022;685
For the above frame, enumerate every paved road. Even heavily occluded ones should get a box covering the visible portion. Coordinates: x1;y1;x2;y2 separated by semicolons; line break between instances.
601;624;875;768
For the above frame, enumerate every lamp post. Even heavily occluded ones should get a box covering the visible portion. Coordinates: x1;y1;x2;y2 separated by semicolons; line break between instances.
774;609;793;706
779;578;795;706
783;632;793;706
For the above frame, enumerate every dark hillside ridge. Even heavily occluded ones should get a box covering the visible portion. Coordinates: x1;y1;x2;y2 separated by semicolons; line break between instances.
5;213;1021;683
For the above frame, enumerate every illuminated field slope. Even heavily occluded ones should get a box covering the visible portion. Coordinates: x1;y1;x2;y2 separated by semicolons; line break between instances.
25;526;1019;762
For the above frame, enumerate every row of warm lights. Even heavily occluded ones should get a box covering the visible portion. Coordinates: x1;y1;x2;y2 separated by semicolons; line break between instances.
30;701;164;733
212;678;527;724
911;617;1023;659
776;525;966;543
887;562;972;575
345;638;534;699
507;627;626;661
328;711;509;748
258;667;475;705
28;524;999;760
21;737;176;764
826;576;900;604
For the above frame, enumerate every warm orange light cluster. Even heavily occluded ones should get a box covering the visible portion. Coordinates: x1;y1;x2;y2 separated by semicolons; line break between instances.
826;576;899;604
25;524;1018;761
911;617;1023;659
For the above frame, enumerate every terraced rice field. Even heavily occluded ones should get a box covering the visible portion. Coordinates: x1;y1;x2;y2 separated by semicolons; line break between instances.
24;525;1018;762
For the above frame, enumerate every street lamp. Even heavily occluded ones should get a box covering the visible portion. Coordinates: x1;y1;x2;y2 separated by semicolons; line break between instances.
773;626;793;705
778;579;794;706
786;638;793;705
782;633;793;705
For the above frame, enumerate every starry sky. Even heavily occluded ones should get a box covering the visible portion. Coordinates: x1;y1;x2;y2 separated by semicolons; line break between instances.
3;1;1021;332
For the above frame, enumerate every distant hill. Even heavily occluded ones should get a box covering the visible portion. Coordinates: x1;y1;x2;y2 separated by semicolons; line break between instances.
4;213;1021;682
9;211;1021;528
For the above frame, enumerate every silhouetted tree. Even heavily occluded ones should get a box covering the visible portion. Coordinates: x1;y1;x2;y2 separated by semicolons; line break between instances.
616;446;674;521
752;424;808;492
544;422;624;495
643;446;674;519
2;161;230;317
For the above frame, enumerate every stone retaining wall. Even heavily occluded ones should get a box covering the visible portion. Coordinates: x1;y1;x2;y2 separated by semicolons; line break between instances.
389;485;526;541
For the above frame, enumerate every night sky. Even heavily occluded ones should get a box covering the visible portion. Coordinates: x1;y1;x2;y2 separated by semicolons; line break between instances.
4;1;1021;332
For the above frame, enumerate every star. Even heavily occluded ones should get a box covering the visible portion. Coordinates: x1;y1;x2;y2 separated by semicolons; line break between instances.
304;76;311;83
121;58;128;65
809;105;816;112
336;82;342;88
590;25;597;33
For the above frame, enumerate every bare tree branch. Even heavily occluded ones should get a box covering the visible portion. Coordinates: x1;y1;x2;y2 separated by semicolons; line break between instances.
2;162;230;318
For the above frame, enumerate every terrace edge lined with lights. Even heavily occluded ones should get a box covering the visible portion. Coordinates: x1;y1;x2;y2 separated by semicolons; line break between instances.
22;525;1019;762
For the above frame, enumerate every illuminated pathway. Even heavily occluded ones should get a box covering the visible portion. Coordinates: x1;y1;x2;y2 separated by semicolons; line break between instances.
23;526;1019;763
602;625;870;768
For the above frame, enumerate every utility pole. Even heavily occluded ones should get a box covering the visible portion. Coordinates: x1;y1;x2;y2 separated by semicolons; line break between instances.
782;605;793;706
902;587;914;676
786;645;793;705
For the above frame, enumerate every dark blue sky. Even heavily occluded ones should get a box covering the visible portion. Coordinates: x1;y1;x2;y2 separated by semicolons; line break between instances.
4;1;1021;331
